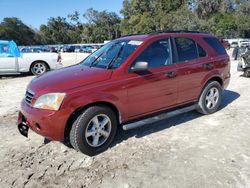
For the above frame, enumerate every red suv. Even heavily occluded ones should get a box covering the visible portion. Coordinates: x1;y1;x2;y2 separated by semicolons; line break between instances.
18;31;230;156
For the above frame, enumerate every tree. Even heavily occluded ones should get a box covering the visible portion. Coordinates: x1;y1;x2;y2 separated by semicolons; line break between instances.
82;8;121;43
235;0;250;37
38;16;73;44
120;0;188;35
2;0;250;45
220;0;235;13
0;17;36;45
207;13;238;38
195;0;222;20
167;5;205;31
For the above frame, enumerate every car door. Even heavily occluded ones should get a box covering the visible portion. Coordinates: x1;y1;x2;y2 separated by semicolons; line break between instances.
0;56;17;72
173;37;208;104
126;38;178;118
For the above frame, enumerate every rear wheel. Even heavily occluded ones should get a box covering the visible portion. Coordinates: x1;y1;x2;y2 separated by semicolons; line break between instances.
243;68;250;77
31;61;48;75
69;106;117;156
197;81;223;115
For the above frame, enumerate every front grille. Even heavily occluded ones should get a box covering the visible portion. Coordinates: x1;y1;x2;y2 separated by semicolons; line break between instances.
25;90;34;104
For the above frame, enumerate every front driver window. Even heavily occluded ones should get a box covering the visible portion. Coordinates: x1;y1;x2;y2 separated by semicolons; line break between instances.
134;39;172;69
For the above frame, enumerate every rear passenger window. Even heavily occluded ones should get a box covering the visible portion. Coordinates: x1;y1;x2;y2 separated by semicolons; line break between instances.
203;37;226;55
197;44;207;57
175;38;198;62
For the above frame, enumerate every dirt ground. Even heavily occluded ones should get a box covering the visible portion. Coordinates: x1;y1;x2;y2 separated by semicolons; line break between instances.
0;52;250;188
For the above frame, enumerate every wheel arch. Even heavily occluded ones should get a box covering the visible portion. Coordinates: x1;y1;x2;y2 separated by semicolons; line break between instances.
64;101;121;142
206;76;223;87
29;60;50;72
198;75;223;99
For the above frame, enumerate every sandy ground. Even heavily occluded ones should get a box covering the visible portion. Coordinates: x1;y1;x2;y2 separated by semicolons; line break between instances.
60;52;89;67
0;52;250;188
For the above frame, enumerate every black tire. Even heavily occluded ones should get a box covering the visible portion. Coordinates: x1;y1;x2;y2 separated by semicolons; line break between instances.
243;68;250;77
30;61;48;75
69;106;117;156
197;81;223;115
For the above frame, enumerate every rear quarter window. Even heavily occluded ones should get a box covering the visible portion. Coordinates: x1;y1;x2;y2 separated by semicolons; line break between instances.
203;37;227;55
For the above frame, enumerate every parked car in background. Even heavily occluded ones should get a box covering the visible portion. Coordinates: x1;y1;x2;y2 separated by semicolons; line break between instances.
20;47;44;53
0;40;62;75
230;41;238;48
48;46;58;53
79;46;94;53
18;31;230;156
74;45;81;52
240;41;250;48
62;45;76;52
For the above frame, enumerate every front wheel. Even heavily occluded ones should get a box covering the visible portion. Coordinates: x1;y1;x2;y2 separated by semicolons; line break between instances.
197;81;223;115
69;106;117;156
30;61;48;75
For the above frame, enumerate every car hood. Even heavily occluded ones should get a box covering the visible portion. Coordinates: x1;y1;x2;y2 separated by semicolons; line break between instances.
28;64;113;95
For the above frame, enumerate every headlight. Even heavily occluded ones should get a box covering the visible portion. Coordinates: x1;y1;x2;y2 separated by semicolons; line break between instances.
33;93;66;111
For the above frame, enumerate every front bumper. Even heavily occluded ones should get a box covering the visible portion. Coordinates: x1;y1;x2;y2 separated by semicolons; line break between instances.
17;99;70;141
17;114;29;137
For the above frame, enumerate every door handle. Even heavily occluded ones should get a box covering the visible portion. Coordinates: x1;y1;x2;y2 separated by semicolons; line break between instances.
203;63;214;70
165;71;177;78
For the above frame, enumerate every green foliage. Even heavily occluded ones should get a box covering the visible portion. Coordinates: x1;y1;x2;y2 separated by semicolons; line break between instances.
37;17;75;44
121;0;250;38
82;8;121;43
1;1;250;45
120;0;184;34
0;17;36;45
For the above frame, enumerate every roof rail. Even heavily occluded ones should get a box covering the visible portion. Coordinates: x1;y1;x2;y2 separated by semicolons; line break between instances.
120;33;140;38
120;30;207;38
147;30;207;35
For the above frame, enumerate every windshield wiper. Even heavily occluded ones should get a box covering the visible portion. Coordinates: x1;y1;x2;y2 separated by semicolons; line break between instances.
90;44;117;68
89;53;104;68
106;44;124;69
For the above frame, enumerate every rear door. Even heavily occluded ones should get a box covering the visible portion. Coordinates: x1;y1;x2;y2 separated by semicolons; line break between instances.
126;38;178;118
173;37;208;104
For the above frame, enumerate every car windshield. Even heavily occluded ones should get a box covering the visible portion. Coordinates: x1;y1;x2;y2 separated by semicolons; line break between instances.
82;40;142;69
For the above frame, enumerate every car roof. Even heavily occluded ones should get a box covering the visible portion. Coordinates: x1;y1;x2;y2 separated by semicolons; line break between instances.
117;31;213;41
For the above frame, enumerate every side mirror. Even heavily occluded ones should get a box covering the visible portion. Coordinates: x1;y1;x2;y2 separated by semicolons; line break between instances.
131;61;149;72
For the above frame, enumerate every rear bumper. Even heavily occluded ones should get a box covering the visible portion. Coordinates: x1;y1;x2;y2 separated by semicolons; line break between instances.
17;99;69;141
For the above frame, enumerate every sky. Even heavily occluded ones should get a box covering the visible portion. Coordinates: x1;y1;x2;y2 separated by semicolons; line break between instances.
0;0;124;29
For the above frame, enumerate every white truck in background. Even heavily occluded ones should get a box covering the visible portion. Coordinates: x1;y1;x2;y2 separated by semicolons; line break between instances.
0;40;62;75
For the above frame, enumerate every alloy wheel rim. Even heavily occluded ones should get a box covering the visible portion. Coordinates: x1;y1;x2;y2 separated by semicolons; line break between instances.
33;63;46;74
205;87;219;109
85;114;112;147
